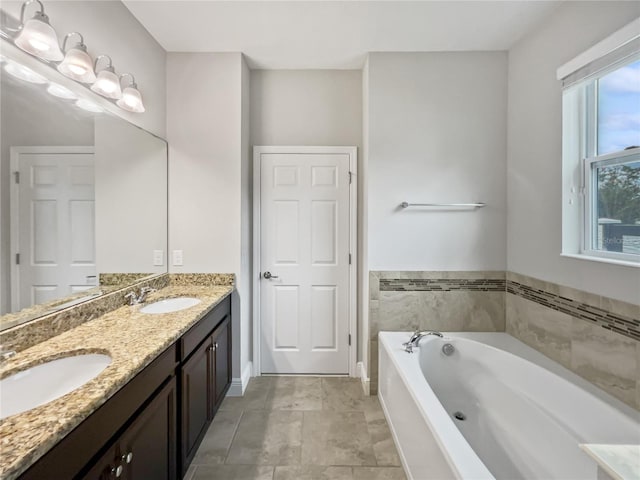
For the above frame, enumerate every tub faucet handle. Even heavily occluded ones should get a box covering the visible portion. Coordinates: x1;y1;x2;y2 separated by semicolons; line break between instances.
403;330;443;353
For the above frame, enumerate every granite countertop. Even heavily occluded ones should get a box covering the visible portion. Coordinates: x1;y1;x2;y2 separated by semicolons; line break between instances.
0;284;233;480
580;444;640;480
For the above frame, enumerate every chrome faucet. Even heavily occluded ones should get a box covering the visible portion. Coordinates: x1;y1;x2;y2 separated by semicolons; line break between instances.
0;346;16;362
403;330;443;353
125;286;156;306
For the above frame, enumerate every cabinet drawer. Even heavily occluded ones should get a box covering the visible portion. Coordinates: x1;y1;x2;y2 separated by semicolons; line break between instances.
179;296;230;362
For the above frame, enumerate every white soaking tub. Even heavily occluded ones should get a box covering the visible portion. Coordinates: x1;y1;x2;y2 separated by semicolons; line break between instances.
378;332;640;480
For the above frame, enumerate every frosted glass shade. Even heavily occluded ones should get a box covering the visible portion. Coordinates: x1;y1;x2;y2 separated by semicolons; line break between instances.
4;61;47;84
57;47;96;83
47;83;77;100
75;98;103;113
91;69;122;99
14;15;63;62
116;86;145;113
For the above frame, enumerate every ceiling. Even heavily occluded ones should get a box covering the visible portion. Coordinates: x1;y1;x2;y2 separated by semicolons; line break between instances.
123;0;562;69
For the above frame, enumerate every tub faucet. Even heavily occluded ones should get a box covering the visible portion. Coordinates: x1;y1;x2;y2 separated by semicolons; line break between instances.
403;331;443;353
125;286;156;306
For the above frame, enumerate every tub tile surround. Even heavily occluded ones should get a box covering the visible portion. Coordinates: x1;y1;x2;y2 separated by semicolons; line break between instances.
369;271;507;392
370;270;639;410
0;273;235;354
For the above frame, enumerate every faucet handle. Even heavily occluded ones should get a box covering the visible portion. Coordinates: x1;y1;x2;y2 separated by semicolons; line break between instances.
140;286;156;294
124;291;137;305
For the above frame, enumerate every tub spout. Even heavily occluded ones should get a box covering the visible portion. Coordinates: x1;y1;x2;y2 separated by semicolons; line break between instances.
403;330;443;353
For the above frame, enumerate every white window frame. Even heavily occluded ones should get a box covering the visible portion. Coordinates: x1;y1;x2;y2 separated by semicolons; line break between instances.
559;20;640;266
582;149;640;263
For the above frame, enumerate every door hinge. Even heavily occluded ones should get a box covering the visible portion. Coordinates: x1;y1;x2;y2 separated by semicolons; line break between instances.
348;171;353;184
348;334;351;346
349;253;352;265
13;171;19;184
15;253;20;265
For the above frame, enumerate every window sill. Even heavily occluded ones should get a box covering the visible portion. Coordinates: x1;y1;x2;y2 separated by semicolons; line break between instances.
561;253;640;268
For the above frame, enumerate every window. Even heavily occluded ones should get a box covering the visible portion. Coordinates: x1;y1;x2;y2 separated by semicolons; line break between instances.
560;23;640;265
582;59;640;261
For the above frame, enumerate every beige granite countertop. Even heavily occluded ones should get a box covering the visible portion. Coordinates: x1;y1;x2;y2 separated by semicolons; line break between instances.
0;284;233;480
580;444;640;480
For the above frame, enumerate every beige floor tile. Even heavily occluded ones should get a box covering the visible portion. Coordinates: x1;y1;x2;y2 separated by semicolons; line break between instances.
220;377;273;412
273;465;353;480
321;377;367;411
301;411;376;466
226;410;303;465
192;410;243;465
362;398;401;466
266;377;323;411
193;465;274;480
353;467;407;480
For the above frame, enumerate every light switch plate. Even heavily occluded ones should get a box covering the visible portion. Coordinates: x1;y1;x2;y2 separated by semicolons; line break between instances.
153;250;164;266
172;250;183;266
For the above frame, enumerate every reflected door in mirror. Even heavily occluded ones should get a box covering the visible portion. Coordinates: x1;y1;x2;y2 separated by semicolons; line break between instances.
11;147;96;311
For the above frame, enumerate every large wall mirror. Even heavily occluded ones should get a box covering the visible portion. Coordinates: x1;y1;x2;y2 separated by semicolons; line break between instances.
0;39;168;331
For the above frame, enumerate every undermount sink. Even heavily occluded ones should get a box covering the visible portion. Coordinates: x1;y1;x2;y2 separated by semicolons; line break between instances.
0;353;111;420
140;297;201;314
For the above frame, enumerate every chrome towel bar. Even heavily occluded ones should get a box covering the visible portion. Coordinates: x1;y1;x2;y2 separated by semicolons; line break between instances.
400;202;486;208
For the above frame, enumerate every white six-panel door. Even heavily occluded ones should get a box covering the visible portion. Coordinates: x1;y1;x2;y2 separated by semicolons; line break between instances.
259;150;353;374
10;147;96;311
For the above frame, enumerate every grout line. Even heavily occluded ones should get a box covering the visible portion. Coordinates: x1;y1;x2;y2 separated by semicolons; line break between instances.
223;409;245;465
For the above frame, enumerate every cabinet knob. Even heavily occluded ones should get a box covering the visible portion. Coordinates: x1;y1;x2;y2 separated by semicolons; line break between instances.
208;345;214;352
214;342;219;349
111;465;123;477
122;452;133;463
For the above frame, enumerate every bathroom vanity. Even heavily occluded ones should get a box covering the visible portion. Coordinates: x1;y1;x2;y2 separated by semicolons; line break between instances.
0;283;232;480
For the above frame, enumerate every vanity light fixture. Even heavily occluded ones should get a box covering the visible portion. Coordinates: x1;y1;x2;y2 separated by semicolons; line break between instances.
75;98;103;113
91;55;121;99
47;82;77;100
4;60;47;83
116;73;145;113
14;0;64;62
57;32;96;83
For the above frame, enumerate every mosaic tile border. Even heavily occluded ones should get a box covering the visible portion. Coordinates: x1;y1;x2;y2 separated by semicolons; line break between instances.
380;278;506;292
507;281;640;342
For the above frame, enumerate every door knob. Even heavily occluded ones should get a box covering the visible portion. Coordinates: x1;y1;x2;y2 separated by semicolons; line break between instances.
263;271;279;279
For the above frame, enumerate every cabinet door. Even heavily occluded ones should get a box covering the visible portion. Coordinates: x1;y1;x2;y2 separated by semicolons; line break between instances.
181;338;213;469
81;443;122;480
121;377;177;480
212;316;231;407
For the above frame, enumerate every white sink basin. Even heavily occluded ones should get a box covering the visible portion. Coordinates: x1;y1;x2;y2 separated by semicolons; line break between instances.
140;297;201;314
0;353;111;419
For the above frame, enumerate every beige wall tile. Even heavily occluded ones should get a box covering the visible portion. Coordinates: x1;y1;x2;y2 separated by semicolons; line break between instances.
505;294;572;369
571;320;638;409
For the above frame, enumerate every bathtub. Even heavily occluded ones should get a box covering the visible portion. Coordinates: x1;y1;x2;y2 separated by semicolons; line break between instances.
378;332;640;480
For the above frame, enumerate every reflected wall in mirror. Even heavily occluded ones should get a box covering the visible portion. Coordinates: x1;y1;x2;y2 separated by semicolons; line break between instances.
0;41;168;331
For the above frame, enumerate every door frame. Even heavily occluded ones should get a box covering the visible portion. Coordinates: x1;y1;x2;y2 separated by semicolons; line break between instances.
9;145;95;311
252;146;358;377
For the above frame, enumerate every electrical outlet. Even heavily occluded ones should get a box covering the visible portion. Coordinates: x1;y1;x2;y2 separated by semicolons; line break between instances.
153;250;164;266
172;250;183;266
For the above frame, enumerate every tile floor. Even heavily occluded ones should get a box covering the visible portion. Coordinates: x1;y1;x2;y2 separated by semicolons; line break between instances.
184;376;406;480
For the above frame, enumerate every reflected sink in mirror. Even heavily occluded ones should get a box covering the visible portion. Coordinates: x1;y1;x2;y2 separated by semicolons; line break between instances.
0;353;111;420
140;297;201;314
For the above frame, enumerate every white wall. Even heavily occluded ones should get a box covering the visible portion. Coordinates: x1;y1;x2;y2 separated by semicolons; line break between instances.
1;1;166;137
507;1;640;304
94;116;167;275
167;53;248;382
366;52;508;271
240;58;252;382
250;70;362;147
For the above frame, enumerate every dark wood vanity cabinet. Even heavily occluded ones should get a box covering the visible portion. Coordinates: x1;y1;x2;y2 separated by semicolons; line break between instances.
19;295;232;480
82;377;177;480
180;300;232;475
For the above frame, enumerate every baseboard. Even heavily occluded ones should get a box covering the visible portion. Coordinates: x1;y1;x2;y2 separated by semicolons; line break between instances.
227;361;253;397
357;361;370;396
